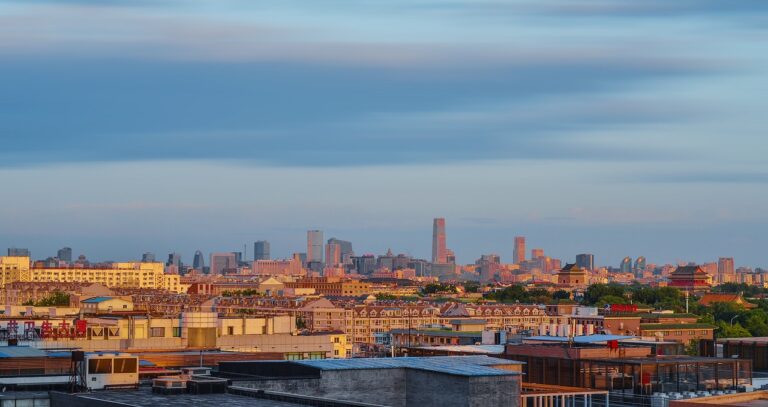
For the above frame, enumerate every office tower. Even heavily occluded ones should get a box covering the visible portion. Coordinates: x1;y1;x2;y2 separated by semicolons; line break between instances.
432;218;447;264
325;242;341;266
166;252;182;268
620;257;632;274
575;254;594;271
210;252;237;275
307;230;324;264
193;250;205;270
634;256;647;275
718;257;735;284
478;254;501;283
57;247;73;263
327;238;354;264
7;248;30;258
254;241;270;261
141;252;156;262
353;255;376;275
513;237;526;264
531;248;544;259
233;252;243;265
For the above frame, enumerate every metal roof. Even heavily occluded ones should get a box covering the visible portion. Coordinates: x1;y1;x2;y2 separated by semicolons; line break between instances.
0;346;48;358
525;334;635;344
293;355;521;377
81;296;115;303
413;345;505;354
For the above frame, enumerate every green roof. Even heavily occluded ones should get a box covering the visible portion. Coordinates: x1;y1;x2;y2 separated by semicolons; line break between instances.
640;323;716;330
636;313;699;319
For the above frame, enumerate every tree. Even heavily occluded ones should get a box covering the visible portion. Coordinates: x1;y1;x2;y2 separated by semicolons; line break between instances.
552;290;570;301
596;295;627;307
33;291;70;307
685;340;700;356
463;282;480;293
583;284;625;306
716;321;751;339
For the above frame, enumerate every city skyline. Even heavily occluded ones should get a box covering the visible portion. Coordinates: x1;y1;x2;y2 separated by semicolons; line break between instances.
1;0;766;265
4;223;764;270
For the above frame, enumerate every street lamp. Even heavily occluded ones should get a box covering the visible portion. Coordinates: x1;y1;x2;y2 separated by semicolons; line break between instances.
730;315;739;326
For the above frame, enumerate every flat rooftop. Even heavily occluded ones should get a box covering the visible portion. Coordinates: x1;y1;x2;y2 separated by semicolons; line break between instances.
69;387;302;407
294;355;522;377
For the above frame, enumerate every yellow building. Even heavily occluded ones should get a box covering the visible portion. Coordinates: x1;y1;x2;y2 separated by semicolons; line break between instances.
330;331;352;358
0;257;187;293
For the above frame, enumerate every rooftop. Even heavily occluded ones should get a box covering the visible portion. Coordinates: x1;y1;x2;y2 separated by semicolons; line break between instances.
524;334;635;344
81;296;116;303
68;387;302;407
294;355;522;377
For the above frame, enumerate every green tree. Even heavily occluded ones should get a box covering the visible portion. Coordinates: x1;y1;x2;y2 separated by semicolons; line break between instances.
583;284;625;305
552;290;570;301
716;321;751;339
34;291;70;307
596;295;627;307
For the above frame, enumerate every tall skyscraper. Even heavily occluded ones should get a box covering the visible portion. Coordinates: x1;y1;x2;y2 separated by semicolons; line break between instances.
575;253;594;271
210;252;237;275
325;242;341;266
307;230;324;263
718;257;735;284
431;218;447;264
7;247;30;257
531;248;544;259
634;256;647;275
166;252;182;268
513;236;526;264
254;241;270;261
620;257;632;273
57;247;73;263
193;250;205;271
141;252;156;262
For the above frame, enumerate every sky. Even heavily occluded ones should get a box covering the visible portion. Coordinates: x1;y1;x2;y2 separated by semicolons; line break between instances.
1;0;766;268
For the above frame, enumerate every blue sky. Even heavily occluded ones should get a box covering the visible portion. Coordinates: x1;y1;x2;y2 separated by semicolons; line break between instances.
1;0;766;267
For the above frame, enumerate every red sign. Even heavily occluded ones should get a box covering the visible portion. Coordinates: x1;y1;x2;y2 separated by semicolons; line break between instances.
608;304;637;313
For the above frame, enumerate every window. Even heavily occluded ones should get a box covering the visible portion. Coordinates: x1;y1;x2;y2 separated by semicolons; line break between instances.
113;358;137;374
88;359;112;374
150;327;165;337
227;326;234;335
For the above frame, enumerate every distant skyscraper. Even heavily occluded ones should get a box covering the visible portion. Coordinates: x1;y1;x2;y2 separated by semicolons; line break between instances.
432;218;447;264
531;248;544;259
325;242;341;266
141;252;156;262
634;256;647;275
353;255;376;275
513;236;525;264
57;247;72;263
210;252;237;275
254;241;270;261
167;252;182;268
233;251;243;265
307;230;324;263
620;257;632;273
718;257;735;284
7;247;30;258
327;238;354;264
575;253;594;271
193;250;205;270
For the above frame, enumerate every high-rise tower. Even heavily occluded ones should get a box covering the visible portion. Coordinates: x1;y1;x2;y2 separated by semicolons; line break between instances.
254;241;270;261
431;218;447;264
513;236;525;264
718;257;735;284
193;250;205;271
307;230;324;264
